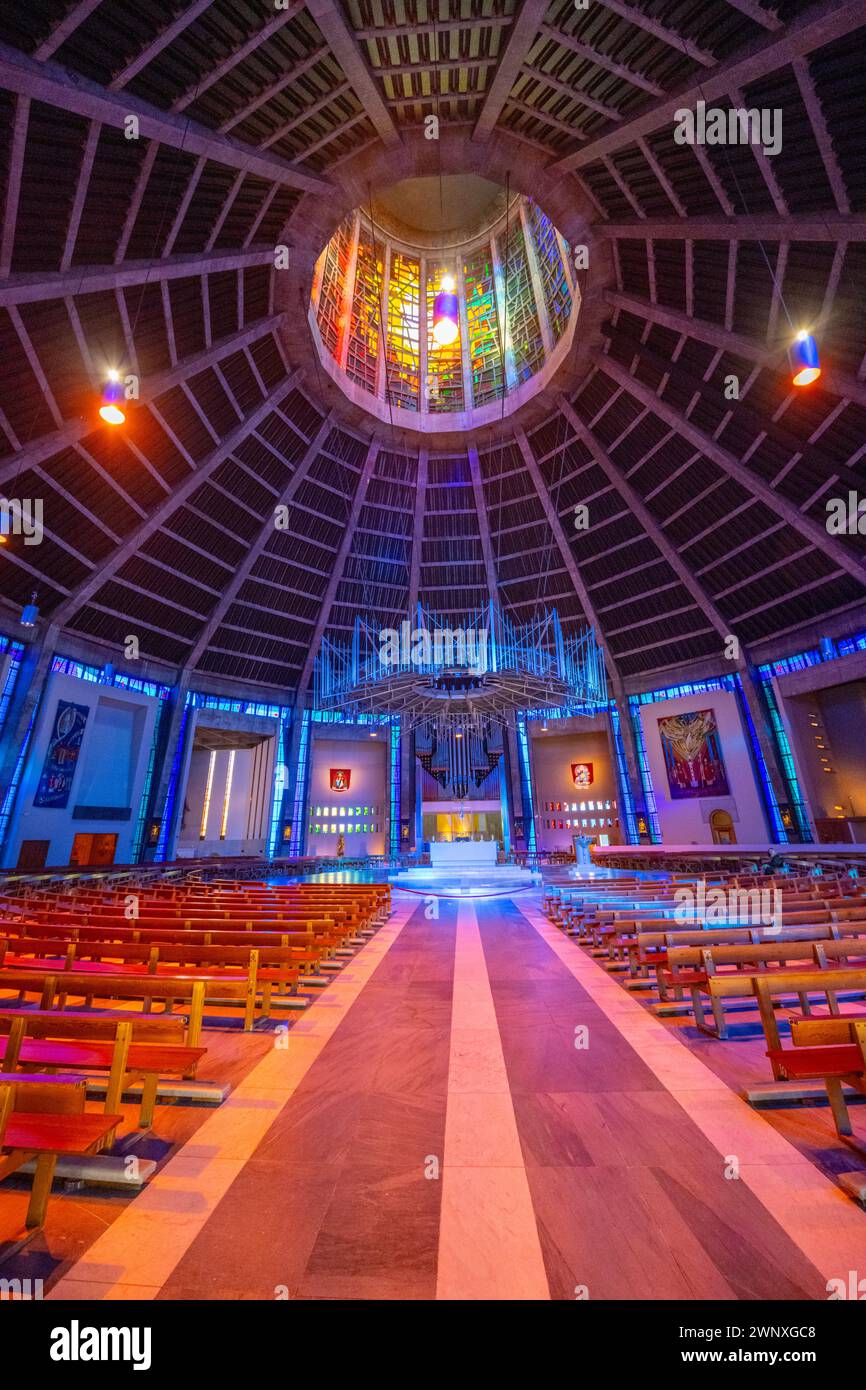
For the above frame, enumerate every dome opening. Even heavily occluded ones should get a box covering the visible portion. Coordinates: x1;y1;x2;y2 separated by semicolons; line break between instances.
309;180;579;433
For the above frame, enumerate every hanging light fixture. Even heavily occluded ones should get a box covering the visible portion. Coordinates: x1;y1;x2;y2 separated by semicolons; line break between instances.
99;370;126;425
20;590;39;627
790;331;821;387
432;274;459;348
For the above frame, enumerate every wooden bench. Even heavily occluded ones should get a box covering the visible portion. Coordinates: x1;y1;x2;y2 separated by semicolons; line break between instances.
5;916;343;955
622;922;839;989
0;934;301;1034
659;940;859;1038
1;933;315;984
0;1012;206;1127
41;908;363;947
0;1078;123;1235
755;981;866;1139
0;969;249;1046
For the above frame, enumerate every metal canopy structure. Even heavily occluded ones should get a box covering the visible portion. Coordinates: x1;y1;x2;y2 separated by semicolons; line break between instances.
313;603;608;726
0;0;863;694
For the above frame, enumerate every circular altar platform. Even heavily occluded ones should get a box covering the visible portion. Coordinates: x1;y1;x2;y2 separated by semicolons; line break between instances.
389;864;541;898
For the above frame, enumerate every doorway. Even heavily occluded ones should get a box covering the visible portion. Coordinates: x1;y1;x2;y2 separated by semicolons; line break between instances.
70;832;118;866
709;809;736;844
16;839;49;871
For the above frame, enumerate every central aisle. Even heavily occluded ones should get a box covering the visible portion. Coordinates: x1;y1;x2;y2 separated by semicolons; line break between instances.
50;892;866;1301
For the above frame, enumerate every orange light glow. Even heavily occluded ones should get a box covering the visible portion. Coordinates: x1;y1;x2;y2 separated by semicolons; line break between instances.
792;366;821;387
99;403;126;425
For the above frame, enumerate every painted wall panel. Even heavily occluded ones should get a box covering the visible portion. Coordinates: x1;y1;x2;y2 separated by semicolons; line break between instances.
637;688;765;843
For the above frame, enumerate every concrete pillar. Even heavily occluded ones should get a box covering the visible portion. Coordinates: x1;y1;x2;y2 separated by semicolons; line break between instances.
400;728;415;853
739;662;814;843
0;624;58;866
283;705;311;856
142;672;190;862
505;723;525;846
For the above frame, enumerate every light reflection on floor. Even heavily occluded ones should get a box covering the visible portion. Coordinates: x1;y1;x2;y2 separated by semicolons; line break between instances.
264;862;671;898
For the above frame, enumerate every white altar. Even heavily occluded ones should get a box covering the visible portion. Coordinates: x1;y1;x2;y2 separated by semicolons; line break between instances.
430;839;498;869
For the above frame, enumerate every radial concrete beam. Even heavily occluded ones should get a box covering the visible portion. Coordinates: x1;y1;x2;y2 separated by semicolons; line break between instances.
468;446;500;605
0;314;285;485
0;41;330;194
551;0;866;172
305;0;400;149
596;214;866;240
473;0;551;140
0;246;275;308
293;436;381;701
186;415;334;669
599;355;866;583
515;428;621;682
605;289;866;408
46;368;304;627
407;449;428;616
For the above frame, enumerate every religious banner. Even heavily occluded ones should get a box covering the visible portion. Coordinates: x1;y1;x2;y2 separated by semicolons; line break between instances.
657;709;729;800
571;762;593;787
34;700;89;809
330;768;351;792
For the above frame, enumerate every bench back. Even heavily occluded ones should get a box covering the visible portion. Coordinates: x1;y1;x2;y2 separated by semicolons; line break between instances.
753;968;866;1052
0;1007;185;1043
789;1015;866;1047
636;923;834;954
666;940;823;970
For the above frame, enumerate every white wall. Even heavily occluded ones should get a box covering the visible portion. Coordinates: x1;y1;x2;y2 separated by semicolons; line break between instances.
307;736;387;856
179;742;272;856
530;726;621;848
638;688;766;843
6;670;158;867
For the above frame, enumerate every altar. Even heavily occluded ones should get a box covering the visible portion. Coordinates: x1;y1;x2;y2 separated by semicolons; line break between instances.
430;839;498;869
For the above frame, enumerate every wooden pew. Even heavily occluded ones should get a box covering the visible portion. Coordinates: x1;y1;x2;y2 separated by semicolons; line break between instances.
0;1078;123;1235
0;969;243;1045
3;921;342;969
753;978;866;1139
659;940;860;1038
625;922;840;993
1;934;310;986
0;933;304;1033
0;1012;206;1127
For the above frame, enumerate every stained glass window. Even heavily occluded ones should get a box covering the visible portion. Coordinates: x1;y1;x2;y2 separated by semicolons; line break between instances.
426;261;464;413
312;196;575;418
528;201;573;344
315;214;353;358
501;217;544;383
346;230;383;394
385;251;420;412
464;246;504;407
